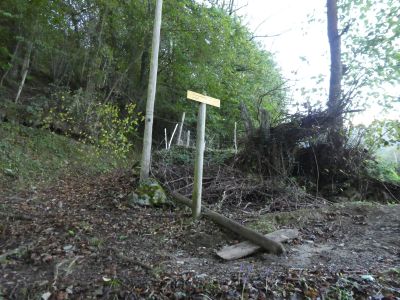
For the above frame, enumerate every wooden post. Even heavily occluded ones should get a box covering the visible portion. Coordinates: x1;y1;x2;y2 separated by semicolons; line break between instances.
139;0;163;181
234;121;237;154
186;90;220;219
177;112;186;145
186;130;190;148
171;191;285;255
168;123;179;149
192;103;206;218
164;128;168;150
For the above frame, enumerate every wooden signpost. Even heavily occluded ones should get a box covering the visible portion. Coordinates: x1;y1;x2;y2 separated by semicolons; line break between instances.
187;90;220;218
170;92;286;256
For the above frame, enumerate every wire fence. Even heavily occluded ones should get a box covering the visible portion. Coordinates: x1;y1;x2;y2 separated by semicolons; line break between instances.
152;112;241;152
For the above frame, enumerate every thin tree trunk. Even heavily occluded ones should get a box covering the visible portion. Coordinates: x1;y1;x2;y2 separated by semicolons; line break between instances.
168;123;179;149
86;7;106;95
105;66;130;103
140;0;163;181
234;121;237;154
260;109;270;144
240;101;254;137
15;42;33;104
139;37;151;94
0;41;21;87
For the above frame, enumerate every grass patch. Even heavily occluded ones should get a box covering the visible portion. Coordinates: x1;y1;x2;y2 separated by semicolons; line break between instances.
0;122;128;192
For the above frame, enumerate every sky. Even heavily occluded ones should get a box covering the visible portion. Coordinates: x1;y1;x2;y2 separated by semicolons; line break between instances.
233;0;399;125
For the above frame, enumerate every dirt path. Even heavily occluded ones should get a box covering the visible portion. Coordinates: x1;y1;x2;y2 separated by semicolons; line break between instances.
1;171;399;299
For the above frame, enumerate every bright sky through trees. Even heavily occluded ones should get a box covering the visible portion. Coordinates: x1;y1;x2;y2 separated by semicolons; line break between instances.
233;0;399;125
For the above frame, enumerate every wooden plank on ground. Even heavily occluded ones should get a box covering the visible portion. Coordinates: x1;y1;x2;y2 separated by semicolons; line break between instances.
217;229;299;260
170;191;285;255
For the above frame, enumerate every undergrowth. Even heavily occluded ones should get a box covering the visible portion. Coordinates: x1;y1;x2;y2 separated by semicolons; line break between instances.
155;146;236;166
0;122;128;192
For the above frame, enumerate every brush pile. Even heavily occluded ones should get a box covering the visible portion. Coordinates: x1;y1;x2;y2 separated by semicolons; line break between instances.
153;148;328;214
153;108;399;208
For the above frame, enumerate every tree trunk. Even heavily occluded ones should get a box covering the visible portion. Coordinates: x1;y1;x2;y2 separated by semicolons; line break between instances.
240;101;254;137
327;0;344;147
140;0;163;181
327;0;343;118
139;37;151;94
0;41;21;86
15;42;33;104
260;109;271;144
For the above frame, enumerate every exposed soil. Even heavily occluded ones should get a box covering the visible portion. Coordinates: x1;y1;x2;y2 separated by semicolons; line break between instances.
0;170;399;299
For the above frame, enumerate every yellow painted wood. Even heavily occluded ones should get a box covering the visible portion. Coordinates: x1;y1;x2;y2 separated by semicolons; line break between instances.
187;90;220;108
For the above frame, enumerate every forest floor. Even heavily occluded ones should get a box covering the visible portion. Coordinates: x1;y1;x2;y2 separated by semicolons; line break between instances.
1;169;399;300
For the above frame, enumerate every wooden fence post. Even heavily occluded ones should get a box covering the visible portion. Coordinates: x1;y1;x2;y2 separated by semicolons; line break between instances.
234;121;238;154
177;112;186;145
164;128;168;150
186;130;191;148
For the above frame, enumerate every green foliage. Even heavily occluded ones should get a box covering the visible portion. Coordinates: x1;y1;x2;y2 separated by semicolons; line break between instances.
0;99;45;126
350;120;399;184
359;119;400;150
43;90;142;158
0;122;125;191
96;102;142;157
367;160;400;184
158;1;286;138
0;0;286;143
339;0;400;110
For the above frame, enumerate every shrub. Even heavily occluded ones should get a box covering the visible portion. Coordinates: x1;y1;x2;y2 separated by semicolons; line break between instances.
43;89;143;158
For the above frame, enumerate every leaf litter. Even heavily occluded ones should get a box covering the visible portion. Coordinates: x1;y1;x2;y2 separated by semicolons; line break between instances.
0;169;399;299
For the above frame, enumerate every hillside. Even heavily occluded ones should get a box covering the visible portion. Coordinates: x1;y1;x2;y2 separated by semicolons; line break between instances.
0;131;399;298
0;122;124;193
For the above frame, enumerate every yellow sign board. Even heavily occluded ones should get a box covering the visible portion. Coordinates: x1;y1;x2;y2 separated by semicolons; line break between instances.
187;91;220;108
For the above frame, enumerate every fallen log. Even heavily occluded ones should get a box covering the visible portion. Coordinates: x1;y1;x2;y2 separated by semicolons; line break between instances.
217;228;299;260
170;191;284;255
